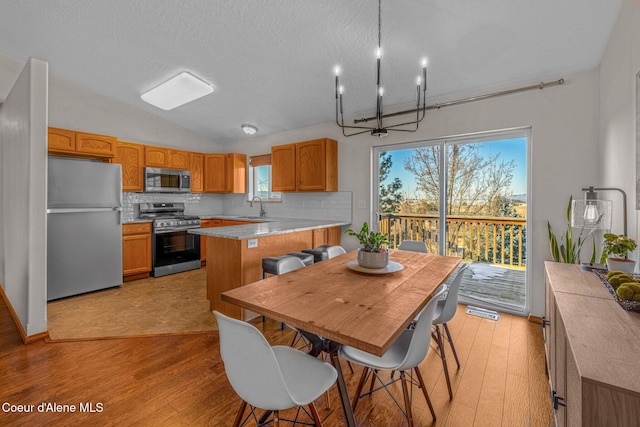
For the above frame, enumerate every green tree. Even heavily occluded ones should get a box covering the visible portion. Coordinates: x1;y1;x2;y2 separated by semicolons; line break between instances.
379;152;404;213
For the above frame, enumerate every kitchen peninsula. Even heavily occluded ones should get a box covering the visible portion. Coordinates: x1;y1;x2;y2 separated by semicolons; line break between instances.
190;218;350;319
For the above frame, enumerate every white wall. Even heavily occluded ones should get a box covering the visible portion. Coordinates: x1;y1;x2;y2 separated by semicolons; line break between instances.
598;1;640;253
0;58;48;336
227;70;601;317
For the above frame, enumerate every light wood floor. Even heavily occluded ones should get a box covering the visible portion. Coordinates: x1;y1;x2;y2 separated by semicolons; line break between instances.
47;268;216;339
2;292;553;426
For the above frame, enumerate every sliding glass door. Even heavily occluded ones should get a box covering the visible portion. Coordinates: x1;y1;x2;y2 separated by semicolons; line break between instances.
374;128;529;314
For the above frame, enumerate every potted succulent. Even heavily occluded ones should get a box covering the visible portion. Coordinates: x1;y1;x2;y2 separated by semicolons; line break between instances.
344;222;390;268
600;233;638;273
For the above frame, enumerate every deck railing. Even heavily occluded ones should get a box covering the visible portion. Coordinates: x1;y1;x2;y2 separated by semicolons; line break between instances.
380;213;526;268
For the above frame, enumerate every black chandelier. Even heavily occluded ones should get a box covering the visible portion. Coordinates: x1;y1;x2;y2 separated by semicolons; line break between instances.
334;0;428;137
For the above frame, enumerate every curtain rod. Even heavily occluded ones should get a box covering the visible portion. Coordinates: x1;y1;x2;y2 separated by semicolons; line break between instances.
353;78;565;124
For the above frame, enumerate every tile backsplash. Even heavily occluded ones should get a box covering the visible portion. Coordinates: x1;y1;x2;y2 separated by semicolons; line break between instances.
122;191;352;223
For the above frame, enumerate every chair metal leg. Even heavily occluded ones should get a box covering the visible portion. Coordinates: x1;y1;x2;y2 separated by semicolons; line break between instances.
273;409;280;427
433;324;453;400
308;402;323;427
399;371;414;427
443;322;460;369
413;366;436;422
352;366;370;411
368;368;377;394
232;400;247;427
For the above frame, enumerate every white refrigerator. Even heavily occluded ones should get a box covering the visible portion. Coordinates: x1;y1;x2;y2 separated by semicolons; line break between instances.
47;157;123;300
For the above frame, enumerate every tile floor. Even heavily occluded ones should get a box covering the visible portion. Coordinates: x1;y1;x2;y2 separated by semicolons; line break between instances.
47;268;217;340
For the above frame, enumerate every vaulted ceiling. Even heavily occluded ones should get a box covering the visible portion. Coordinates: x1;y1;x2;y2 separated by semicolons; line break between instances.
0;0;623;143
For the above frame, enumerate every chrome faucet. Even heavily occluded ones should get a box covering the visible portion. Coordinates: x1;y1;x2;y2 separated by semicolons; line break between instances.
250;196;266;218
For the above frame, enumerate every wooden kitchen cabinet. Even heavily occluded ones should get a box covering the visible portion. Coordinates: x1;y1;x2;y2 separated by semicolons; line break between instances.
114;141;145;192
168;149;189;169
189;152;204;193
48;127;116;158
271;143;296;191
145;145;170;168
271;138;337;192
199;219;222;263
312;226;341;246
225;153;247;193
48;127;76;154
544;262;640;426
204;154;225;192
122;222;152;281
204;153;247;193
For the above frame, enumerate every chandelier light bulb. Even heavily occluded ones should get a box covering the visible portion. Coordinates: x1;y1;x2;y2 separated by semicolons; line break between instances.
378;87;384;97
376;48;382;59
334;66;341;76
422;58;428;67
416;76;421;85
339;85;344;95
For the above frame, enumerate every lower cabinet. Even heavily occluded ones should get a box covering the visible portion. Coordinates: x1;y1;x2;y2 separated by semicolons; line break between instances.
200;219;222;264
544;262;640;426
122;222;152;281
312;226;341;247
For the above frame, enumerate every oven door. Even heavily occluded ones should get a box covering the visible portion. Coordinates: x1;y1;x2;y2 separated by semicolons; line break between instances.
152;229;201;277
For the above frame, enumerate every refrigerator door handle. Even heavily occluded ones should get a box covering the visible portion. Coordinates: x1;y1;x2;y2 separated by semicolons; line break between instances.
47;207;121;214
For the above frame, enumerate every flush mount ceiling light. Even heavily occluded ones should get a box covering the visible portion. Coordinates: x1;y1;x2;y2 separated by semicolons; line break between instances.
141;72;213;110
334;0;428;137
241;124;258;135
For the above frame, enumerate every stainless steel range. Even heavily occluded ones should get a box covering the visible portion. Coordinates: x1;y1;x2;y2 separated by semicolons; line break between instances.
139;202;201;277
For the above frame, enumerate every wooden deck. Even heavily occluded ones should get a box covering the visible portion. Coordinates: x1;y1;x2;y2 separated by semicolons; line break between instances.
455;263;526;312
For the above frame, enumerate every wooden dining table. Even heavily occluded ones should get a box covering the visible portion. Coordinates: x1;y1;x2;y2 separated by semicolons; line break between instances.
221;249;461;426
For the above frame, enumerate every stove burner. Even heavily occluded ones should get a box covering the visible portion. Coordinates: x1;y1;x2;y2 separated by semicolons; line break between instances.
138;202;201;232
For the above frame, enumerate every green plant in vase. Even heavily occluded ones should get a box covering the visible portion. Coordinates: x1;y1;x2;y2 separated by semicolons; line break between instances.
600;233;637;273
344;222;389;268
547;196;597;264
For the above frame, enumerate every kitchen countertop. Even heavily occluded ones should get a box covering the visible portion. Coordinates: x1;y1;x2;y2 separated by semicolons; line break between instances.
189;218;350;240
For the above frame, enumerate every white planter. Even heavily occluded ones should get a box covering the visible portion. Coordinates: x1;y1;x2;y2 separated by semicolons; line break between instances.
357;248;389;269
606;258;636;274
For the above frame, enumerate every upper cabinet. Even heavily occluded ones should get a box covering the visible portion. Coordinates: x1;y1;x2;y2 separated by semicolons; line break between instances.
114;141;145;192
272;138;337;192
204;153;246;193
168;149;189;169
271;143;296;192
190;152;204;193
48;127;116;158
225;153;247;193
144;145;170;168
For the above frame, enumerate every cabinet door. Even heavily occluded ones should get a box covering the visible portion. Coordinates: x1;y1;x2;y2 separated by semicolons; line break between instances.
204;154;226;192
190;152;204;193
114;141;145;192
145;146;170;168
296;138;338;191
312;228;328;247
554;304;567;427
48;127;76;154
122;223;152;277
169;149;189;169
225;153;247;193
271;143;296;192
76;132;116;158
327;226;342;245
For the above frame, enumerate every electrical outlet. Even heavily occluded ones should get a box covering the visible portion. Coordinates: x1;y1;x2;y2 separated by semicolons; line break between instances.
357;200;366;209
247;239;258;249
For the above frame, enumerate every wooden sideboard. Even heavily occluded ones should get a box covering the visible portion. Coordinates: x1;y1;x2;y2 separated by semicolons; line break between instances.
544;262;640;426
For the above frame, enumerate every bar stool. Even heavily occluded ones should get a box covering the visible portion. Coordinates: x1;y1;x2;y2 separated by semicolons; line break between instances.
285;251;314;266
301;247;328;263
262;255;298;279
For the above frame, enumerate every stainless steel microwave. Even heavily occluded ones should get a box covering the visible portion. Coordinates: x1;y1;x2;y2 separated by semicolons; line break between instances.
144;167;191;192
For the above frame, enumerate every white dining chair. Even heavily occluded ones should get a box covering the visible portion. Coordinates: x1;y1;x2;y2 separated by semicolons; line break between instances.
397;240;428;253
214;310;337;427
339;286;447;426
325;245;347;258
432;263;469;400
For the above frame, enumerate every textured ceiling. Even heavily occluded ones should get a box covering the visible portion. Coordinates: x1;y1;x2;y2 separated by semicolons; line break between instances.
0;0;623;144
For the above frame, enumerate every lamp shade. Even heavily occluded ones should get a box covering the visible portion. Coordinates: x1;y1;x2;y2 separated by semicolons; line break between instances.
571;199;612;230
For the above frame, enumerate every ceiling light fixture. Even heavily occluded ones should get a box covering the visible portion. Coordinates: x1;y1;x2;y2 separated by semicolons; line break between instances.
241;124;258;135
334;0;427;137
141;72;213;111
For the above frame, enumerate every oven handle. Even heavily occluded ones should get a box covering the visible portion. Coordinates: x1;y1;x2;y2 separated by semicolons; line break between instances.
154;226;201;234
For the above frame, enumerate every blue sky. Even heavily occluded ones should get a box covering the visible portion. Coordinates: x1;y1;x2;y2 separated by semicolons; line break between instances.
381;137;527;198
